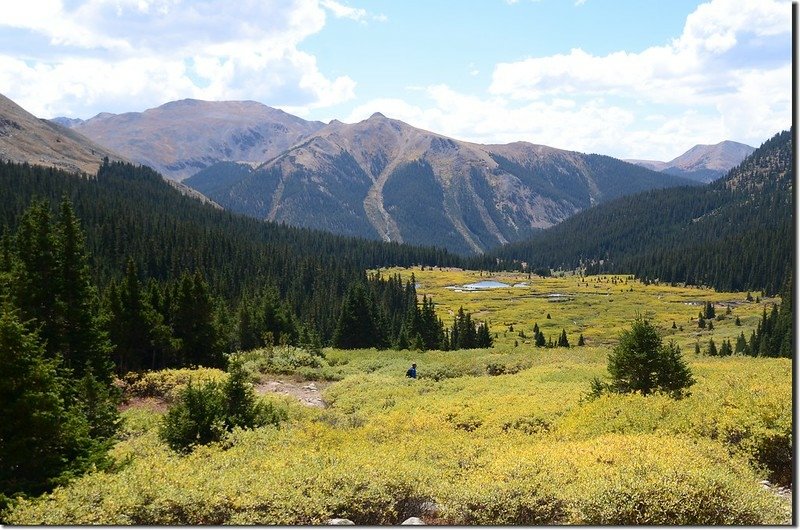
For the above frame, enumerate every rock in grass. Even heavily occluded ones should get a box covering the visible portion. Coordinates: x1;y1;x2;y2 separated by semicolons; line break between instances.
327;518;355;525
401;517;425;525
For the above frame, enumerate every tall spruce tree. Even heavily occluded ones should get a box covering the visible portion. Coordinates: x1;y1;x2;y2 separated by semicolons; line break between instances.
333;282;382;349
55;199;114;381
173;271;224;368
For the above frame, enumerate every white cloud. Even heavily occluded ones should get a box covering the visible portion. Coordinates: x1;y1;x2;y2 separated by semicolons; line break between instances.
0;0;360;117
374;0;790;160
320;0;366;21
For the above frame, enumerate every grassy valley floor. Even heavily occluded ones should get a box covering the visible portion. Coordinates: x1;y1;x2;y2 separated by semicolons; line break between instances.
5;271;791;525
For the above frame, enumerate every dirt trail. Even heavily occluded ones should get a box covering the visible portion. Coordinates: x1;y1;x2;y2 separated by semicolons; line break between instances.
254;377;329;408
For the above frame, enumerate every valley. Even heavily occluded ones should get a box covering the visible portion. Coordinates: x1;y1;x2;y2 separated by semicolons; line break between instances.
0;95;791;526
4;271;791;525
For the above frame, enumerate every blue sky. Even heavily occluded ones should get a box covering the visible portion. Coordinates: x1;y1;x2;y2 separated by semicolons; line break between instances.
0;0;792;160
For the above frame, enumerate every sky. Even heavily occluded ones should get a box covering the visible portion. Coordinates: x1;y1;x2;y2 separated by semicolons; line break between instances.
0;0;792;161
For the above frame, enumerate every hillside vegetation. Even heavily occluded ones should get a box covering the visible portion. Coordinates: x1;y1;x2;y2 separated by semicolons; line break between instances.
5;271;791;525
478;130;792;295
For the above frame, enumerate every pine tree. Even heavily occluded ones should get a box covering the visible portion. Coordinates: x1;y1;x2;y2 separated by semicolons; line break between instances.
557;329;570;347
707;338;718;356
173;271;224;367
11;201;61;358
237;300;260;351
577;334;585;346
599;318;694;398
333;282;382;349
0;307;94;503
106;260;173;372
54;198;114;381
735;332;747;354
476;321;493;348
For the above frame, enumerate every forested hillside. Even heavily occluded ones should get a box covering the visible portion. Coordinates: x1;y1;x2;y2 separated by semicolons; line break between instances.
0;160;466;350
476;130;792;295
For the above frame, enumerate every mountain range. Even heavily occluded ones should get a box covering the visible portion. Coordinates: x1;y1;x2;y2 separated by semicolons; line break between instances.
0;94;758;255
185;111;701;254
626;140;755;183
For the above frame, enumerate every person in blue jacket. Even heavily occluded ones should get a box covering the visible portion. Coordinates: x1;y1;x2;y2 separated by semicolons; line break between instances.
406;363;417;379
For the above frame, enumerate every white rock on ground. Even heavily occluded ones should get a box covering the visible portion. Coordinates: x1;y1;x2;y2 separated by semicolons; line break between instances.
327;518;355;525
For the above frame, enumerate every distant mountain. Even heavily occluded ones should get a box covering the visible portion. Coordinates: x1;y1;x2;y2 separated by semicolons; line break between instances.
627;140;755;183
51;116;85;128
480;130;791;294
62;99;325;181
187;112;695;254
0;93;120;174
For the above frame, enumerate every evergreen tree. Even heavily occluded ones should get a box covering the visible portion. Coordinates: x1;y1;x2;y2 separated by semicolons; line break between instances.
704;301;716;319
578;334;585;346
719;339;732;357
599;318;694;398
54;198;114;381
476;321;493;348
535;329;546;347
237;300;260;351
707;338;718;356
735;332;747;354
106;260;174;372
11;201;61;358
173;271;224;367
0;308;94;505
557;329;570;347
333;283;382;349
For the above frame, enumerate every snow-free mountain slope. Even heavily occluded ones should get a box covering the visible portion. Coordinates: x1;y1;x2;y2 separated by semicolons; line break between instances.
0;93;120;174
187;112;696;254
626;140;755;183
66;99;325;181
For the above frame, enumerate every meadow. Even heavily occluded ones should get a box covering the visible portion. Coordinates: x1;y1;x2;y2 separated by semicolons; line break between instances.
5;271;791;525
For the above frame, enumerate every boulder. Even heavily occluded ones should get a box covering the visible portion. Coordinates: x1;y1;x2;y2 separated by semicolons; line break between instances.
401;517;425;525
327;518;355;525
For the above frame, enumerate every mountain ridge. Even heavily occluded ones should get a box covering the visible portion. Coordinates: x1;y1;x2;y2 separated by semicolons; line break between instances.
188;111;697;254
0;93;121;174
626;140;755;183
479;130;791;294
64;98;325;181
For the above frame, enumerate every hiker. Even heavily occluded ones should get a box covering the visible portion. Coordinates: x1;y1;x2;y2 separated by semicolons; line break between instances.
406;363;417;379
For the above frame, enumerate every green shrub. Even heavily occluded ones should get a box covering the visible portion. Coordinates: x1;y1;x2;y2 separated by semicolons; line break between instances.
123;368;227;402
159;361;287;453
159;381;227;452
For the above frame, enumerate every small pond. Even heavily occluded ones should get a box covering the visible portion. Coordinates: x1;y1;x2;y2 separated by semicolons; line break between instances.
447;280;510;291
